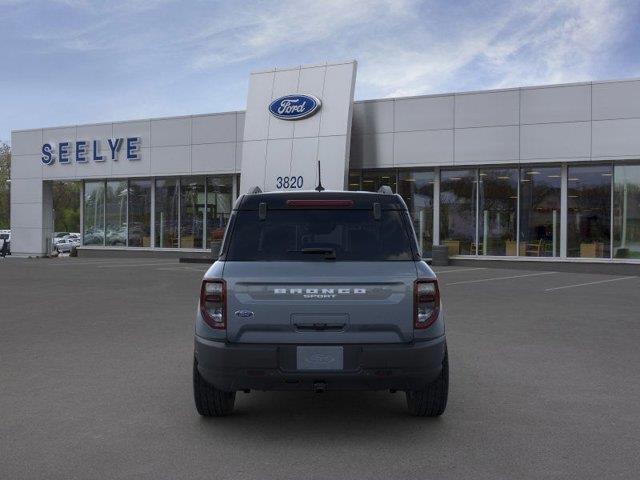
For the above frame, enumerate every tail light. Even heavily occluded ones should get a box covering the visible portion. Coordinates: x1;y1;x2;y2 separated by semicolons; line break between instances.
414;279;440;329
200;279;226;329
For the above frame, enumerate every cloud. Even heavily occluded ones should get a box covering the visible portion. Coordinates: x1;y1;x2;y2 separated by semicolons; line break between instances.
356;0;628;97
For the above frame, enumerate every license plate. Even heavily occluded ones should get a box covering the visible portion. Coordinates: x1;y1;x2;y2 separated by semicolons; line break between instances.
296;346;343;371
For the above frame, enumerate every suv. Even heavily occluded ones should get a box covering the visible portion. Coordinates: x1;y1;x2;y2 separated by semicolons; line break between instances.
193;190;448;416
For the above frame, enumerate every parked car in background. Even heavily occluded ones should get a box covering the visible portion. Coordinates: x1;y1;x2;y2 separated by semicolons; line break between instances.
54;237;81;253
52;232;70;246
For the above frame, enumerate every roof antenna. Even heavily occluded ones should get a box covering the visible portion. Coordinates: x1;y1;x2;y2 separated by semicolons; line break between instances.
315;160;325;192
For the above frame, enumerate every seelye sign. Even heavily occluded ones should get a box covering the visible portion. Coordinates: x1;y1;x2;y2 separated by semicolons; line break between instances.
41;137;141;165
268;94;321;120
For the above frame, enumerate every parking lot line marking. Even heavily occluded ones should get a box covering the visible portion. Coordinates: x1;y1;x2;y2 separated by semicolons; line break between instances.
545;276;637;292
43;259;175;266
97;261;180;268
156;266;209;272
445;271;557;286
434;268;488;274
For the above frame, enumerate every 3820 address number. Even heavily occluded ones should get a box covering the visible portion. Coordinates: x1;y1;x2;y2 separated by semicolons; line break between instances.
276;175;304;189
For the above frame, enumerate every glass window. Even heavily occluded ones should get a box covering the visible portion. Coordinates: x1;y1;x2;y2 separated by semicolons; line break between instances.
398;170;434;257
519;167;561;257
180;177;205;248
478;168;518;256
360;170;396;192
128;179;152;247
206;176;233;250
348;170;361;191
613;164;640;259
83;181;105;246
567;165;612;258
226;210;415;261
105;180;128;246
440;169;477;255
155;178;180;248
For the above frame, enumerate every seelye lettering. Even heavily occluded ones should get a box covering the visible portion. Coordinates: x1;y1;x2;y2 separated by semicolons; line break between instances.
41;137;141;165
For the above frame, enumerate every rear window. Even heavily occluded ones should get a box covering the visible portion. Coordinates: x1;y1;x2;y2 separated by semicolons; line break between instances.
225;209;416;261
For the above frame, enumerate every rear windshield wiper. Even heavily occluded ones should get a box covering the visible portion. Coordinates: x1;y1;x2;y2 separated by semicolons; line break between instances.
288;248;337;260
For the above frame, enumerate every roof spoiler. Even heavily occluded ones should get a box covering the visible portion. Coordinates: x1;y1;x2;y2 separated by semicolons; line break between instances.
248;186;262;194
377;185;393;195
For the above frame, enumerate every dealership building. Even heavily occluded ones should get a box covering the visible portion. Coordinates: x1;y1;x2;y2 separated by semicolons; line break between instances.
10;60;640;263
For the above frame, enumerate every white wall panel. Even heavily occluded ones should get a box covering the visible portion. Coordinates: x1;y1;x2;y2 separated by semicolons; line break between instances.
593;80;640;120
394;129;453;166
11;154;42;179
394;96;454;131
268;68;300;140
192;142;236;174
150;146;190;175
592;118;640;158
522;85;591;124
11;129;42;156
289;137;320;188
263;139;293;191
237;140;267;189
319;62;357;137
350;133;394;169
10;202;44;228
294;67;325;138
317;135;350;188
8;227;44;255
243;72;275;141
112;120;151;147
455;90;519;128
240;61;356;193
110;147;150;177
151;117;190;147
192;114;236;144
521;122;590;160
10;178;43;204
352;101;393;134
455;125;518;164
236;113;245;142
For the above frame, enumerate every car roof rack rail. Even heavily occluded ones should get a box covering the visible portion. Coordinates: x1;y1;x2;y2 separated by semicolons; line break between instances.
377;185;393;195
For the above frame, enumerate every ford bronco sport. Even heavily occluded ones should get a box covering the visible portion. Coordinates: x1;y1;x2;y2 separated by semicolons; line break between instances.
193;189;448;416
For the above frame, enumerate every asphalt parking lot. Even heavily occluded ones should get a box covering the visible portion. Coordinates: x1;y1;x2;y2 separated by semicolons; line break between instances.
1;258;639;480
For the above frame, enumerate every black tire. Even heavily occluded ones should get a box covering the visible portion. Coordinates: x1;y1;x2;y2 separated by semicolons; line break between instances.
406;346;449;417
193;358;236;417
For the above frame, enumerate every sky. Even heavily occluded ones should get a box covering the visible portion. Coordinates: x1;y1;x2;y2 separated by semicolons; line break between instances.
1;0;639;144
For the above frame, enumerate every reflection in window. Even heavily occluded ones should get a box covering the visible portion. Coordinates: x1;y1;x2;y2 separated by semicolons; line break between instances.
478;168;518;256
206;176;233;250
567;165;612;258
360;170;396;192
519;167;561;257
398;170;434;257
83;181;105;246
155;178;179;248
440;169;476;255
180;177;205;248
613;164;640;259
348;171;361;191
128;179;151;247
105;180;128;246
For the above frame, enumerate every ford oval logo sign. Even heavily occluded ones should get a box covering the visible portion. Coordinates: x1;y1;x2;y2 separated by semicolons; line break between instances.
268;94;321;120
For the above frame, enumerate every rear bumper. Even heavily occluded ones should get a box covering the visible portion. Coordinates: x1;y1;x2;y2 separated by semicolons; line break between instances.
194;335;446;392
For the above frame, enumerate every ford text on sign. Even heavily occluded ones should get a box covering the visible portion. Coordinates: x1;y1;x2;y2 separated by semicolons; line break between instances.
268;94;321;120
